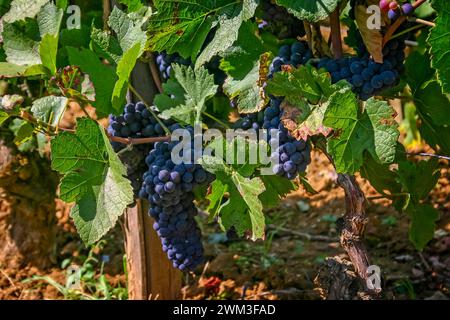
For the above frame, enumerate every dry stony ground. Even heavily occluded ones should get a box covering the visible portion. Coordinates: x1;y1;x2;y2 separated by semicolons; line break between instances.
0;148;448;300
0;104;449;300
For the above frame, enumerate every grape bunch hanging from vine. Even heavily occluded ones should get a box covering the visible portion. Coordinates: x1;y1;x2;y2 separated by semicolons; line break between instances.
0;0;448;297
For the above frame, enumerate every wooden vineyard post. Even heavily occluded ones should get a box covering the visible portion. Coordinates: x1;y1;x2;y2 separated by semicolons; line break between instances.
122;59;182;299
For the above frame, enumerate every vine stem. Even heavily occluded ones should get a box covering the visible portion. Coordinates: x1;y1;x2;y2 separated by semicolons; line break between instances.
128;84;171;135
329;6;343;59
202;111;230;129
314;140;379;298
109;135;170;145
383;0;429;46
408;17;436;27
407;152;450;161
147;53;164;93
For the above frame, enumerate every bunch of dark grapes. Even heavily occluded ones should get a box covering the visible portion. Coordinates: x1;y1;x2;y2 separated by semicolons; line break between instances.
155;52;191;80
235;98;311;180
138;126;214;271
317;36;406;100
269;41;313;77
269;36;407;100
262;98;311;180
108;102;173;195
257;0;306;39
155;52;226;86
379;1;414;20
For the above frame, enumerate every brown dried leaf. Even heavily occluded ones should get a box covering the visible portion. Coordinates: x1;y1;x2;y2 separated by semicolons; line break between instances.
355;1;387;63
281;100;332;140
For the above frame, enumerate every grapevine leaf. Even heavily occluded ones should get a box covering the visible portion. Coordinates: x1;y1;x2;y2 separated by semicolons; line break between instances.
260;175;296;209
148;0;244;60
0;110;9;126
223;59;267;114
9;118;34;145
220;21;268;79
398;159;440;202
267;65;339;106
39;34;58;74
323;88;399;174
428;0;450;93
407;204;439;251
230;172;266;239
67;47;117;116
195;0;258;68
1;22;41;66
200;155;266;240
111;43;141;113
37;2;63;37
154;78;186;111
405;51;450;154
160;65;218;125
118;0;144;12
90;27;122;64
267;65;345;139
51;118;133;245
0;62;27;77
206;179;228;220
2;0;48;23
31;96;68;127
108;6;147;54
362;153;440;250
405;51;435;93
275;0;339;22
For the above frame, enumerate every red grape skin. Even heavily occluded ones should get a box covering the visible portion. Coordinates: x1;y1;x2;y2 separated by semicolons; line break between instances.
379;0;390;11
389;1;398;10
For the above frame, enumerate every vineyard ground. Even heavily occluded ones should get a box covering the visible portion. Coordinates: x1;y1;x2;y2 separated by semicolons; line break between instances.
0;151;448;300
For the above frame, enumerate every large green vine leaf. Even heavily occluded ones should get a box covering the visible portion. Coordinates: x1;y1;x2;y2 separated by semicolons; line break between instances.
148;0;246;60
67;47;117;116
276;0;340;22
159;64;218;125
323;88;399;174
223;58;268;114
428;0;450;93
220;21;269;79
405;51;450;154
195;0;258;68
361;154;441;250
51;118;133;245
200;155;266;240
31;96;69;127
1;23;42;66
2;0;48;23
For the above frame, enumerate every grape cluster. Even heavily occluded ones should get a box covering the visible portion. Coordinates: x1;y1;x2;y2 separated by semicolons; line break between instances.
379;1;414;20
262;98;311;180
155;52;226;86
138;127;214;271
156;52;191;80
269;41;312;77
257;0;306;39
269;37;406;100
108;102;172;195
235;98;311;180
317;37;406;100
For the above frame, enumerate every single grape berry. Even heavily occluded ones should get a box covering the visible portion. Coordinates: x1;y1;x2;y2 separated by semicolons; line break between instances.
379;0;390;11
389;1;398;10
401;3;414;15
388;9;399;20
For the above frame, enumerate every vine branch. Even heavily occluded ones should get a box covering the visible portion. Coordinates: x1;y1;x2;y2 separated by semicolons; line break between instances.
109;135;170;145
329;7;343;59
383;0;429;46
314;139;380;298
